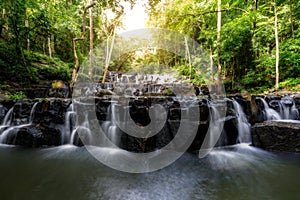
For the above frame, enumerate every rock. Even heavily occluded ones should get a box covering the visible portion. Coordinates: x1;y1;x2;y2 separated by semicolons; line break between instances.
0;104;7;124
95;89;114;97
251;121;300;153
48;81;69;98
14;125;43;147
7;124;60;147
294;94;300;114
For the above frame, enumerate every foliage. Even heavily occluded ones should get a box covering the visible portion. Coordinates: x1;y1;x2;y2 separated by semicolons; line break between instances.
146;0;300;93
279;77;300;88
5;91;27;100
0;0;299;95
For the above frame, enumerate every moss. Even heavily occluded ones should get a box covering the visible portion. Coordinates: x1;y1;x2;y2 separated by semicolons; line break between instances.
162;88;175;96
95;89;114;97
5;91;27;100
52;80;65;89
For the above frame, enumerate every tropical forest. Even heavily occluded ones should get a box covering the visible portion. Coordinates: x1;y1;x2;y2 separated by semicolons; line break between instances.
0;1;300;200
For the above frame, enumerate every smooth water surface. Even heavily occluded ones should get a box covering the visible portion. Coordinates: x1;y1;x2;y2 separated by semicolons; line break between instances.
0;144;300;200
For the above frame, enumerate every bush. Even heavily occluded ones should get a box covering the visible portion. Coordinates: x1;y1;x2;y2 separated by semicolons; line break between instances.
6;91;27;100
279;77;300;89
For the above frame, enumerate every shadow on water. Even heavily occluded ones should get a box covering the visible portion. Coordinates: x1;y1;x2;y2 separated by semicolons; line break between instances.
0;143;300;200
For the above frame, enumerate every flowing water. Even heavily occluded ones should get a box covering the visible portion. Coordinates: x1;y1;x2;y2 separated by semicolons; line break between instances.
278;97;300;120
257;97;281;120
233;101;251;143
0;143;299;200
1;97;300;199
0;102;39;144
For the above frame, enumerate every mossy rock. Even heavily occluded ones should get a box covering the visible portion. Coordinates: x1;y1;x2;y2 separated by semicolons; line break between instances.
95;89;114;97
52;80;65;89
162;88;175;96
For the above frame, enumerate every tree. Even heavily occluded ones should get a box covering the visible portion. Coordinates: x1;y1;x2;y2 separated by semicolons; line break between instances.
274;0;279;90
217;0;222;75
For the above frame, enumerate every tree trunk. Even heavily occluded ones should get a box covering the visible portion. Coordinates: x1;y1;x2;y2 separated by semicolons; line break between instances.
51;34;55;54
217;0;222;76
48;37;52;58
25;19;30;51
290;0;294;38
209;46;214;82
70;1;95;91
43;41;46;55
102;32;115;83
184;36;192;80
274;0;279;90
88;0;93;78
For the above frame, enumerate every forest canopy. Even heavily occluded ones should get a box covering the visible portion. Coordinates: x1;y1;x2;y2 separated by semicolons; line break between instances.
0;0;299;96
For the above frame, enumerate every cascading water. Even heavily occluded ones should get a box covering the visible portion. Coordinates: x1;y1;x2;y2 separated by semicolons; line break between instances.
28;102;38;123
70;112;91;145
64;103;75;144
100;102;121;147
1;107;14;127
278;97;299;120
257;97;281;121
232;100;251;143
205;101;223;149
0;102;38;144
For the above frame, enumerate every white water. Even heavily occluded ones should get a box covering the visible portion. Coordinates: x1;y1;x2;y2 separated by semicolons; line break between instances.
29;102;38;123
1;107;14;126
101;103;121;147
0;124;30;144
258;97;281;120
64;103;75;144
69;111;92;145
278;97;299;120
0;102;38;144
233;101;251;143
200;101;224;155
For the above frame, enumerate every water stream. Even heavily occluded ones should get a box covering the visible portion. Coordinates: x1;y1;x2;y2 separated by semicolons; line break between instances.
233;100;251;143
0;102;39;144
257;97;282;120
0;143;299;200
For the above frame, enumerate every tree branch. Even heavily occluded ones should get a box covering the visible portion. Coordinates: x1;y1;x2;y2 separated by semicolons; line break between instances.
70;1;96;90
182;8;248;18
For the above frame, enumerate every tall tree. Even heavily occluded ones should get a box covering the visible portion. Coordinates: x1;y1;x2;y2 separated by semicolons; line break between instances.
217;0;222;75
274;0;279;90
88;0;93;77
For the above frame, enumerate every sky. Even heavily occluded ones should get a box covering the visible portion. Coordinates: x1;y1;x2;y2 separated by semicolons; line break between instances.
119;0;148;33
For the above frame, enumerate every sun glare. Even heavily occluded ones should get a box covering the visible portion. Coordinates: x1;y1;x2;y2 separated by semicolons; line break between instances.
119;0;148;33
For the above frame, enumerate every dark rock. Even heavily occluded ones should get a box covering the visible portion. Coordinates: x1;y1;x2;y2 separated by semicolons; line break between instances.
0;104;7;124
251;121;300;153
293;94;300;114
14;125;43;147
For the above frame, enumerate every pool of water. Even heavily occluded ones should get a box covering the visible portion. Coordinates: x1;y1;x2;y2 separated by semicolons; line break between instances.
0;144;300;200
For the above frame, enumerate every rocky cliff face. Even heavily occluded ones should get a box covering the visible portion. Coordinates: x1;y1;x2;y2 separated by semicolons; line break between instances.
0;94;300;153
0;97;241;151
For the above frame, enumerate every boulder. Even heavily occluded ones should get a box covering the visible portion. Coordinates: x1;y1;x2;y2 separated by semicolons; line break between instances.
251;120;300;152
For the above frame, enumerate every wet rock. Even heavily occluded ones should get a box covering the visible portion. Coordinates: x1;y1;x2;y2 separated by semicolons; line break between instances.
14;125;43;147
4;124;61;147
251;121;300;153
0;104;7;124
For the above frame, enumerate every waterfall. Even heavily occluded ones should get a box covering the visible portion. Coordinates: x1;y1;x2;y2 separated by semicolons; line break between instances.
29;102;39;123
233;100;251;143
204;101;223;149
278;97;299;120
64;103;75;144
70;111;92;145
100;103;120;147
0;102;39;144
1;107;14;126
257;97;281;121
